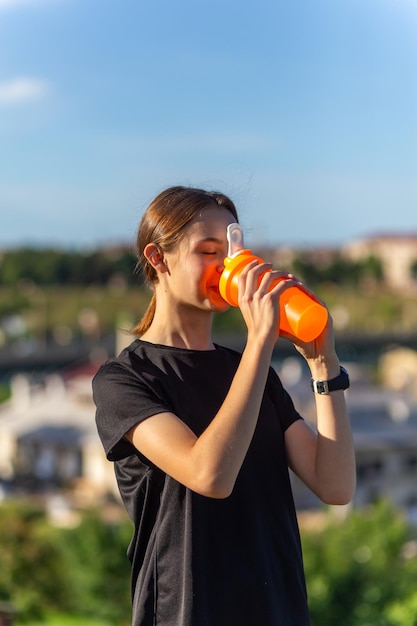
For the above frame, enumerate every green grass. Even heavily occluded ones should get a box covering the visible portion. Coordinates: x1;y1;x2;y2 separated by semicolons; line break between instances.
0;284;150;340
0;383;11;403
4;283;417;341
23;614;128;626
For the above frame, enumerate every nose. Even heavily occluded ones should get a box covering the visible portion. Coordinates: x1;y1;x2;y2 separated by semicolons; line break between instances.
216;262;225;275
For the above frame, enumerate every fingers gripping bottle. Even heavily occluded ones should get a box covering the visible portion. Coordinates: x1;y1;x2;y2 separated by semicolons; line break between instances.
219;223;328;342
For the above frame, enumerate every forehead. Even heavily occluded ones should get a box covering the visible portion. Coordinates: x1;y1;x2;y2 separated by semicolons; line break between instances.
185;206;236;242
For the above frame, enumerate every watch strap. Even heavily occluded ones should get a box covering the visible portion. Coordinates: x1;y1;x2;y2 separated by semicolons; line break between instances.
311;366;350;395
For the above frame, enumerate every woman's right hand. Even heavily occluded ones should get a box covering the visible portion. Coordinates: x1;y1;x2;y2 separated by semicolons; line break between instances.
236;261;299;346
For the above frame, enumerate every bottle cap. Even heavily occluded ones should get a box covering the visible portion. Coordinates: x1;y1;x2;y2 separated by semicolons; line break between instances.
226;223;245;257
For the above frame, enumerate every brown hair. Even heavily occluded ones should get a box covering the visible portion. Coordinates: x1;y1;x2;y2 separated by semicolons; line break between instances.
132;185;239;336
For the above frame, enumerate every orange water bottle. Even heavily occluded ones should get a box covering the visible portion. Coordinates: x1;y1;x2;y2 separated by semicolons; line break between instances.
219;224;328;342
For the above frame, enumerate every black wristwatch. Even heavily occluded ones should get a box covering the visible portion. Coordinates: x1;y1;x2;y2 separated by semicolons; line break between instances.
311;366;350;395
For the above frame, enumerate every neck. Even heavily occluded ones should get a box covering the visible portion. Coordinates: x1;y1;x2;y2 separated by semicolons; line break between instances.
140;308;215;351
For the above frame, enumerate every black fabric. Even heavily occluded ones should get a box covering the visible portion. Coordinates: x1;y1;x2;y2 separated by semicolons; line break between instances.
93;339;311;626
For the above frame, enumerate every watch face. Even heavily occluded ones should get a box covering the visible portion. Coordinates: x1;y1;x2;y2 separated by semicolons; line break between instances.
316;381;329;394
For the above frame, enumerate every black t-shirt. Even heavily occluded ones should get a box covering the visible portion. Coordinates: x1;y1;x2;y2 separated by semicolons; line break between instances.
93;339;311;626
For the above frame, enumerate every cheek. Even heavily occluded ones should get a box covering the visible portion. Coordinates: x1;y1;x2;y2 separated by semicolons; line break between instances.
178;255;216;291
201;263;218;286
183;263;206;289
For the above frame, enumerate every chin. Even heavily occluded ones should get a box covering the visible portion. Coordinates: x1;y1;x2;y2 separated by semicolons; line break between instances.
205;287;230;311
212;298;230;313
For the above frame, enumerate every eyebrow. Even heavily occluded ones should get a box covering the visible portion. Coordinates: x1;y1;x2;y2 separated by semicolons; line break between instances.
197;236;223;244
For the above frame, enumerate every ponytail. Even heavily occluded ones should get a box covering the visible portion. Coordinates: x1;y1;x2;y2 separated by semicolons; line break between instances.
132;293;156;337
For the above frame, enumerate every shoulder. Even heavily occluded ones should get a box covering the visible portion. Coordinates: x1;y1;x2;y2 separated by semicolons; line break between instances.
264;364;303;430
93;339;156;383
213;343;242;364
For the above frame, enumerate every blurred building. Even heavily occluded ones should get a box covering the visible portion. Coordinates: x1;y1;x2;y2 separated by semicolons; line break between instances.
344;233;417;292
0;362;118;509
276;357;417;524
1;348;417;526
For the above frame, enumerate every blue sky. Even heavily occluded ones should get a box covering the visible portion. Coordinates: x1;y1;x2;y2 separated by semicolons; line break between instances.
1;0;416;249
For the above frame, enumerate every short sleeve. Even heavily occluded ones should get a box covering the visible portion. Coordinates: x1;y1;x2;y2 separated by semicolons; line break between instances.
265;366;303;432
92;361;173;461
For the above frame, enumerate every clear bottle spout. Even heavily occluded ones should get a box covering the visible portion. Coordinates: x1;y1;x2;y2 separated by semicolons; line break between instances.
226;223;245;257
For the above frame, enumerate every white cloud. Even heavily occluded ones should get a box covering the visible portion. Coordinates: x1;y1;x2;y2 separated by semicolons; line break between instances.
0;77;48;105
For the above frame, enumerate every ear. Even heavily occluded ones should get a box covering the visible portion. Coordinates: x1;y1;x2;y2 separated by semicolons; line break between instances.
144;243;168;272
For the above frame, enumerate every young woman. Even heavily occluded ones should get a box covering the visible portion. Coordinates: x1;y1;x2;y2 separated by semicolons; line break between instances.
93;185;356;626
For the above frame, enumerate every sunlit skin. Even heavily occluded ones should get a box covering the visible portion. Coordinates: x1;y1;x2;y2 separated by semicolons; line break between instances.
159;207;235;313
127;205;356;503
140;207;237;350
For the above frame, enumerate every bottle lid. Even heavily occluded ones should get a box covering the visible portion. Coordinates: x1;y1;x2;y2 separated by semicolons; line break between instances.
226;223;245;257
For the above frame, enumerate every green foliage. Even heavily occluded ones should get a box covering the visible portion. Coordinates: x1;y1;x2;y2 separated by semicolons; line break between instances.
302;501;417;626
0;246;385;290
409;258;417;281
385;592;417;626
360;254;384;282
0;285;151;341
0;248;139;287
0;383;11;403
1;499;417;625
0;502;132;625
2;246;417;340
58;509;132;623
0;502;71;621
213;306;246;332
25;616;114;626
292;253;384;289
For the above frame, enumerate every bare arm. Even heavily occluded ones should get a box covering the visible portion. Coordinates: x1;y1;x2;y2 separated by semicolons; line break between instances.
127;263;295;498
127;336;273;498
285;319;356;505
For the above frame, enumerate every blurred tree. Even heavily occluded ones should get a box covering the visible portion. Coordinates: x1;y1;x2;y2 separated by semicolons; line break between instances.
359;254;384;283
292;254;384;289
0;247;386;289
0;502;70;621
0;248;139;287
59;509;132;624
302;500;417;626
409;258;417;281
0;503;132;624
0;499;416;625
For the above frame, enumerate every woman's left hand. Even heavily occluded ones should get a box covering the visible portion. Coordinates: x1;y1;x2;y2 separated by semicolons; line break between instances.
279;280;338;363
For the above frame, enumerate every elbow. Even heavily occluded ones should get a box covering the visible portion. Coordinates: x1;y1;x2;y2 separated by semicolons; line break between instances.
319;481;356;506
202;486;233;499
190;471;235;499
321;493;354;507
